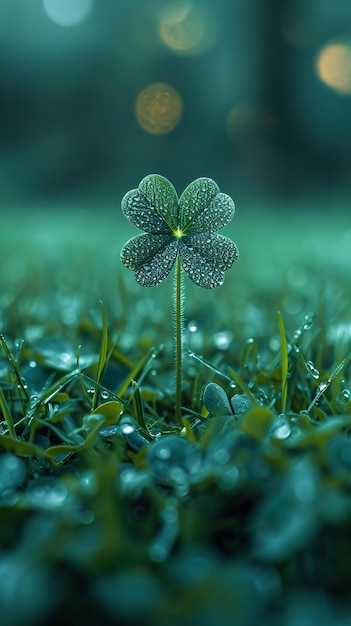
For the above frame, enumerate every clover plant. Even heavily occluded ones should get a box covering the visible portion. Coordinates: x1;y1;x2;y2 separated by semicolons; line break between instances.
120;174;238;425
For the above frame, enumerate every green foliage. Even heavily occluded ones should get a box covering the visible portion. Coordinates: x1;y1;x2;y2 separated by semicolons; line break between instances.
120;174;238;288
0;206;351;625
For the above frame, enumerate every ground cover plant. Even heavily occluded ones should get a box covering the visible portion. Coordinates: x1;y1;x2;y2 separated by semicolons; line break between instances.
0;198;351;625
120;174;238;425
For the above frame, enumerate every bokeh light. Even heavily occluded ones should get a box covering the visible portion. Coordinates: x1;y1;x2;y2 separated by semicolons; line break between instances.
315;41;351;95
158;1;216;56
135;83;183;135
43;0;93;28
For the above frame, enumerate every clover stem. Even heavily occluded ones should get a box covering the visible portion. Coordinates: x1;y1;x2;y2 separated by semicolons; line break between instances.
174;253;184;426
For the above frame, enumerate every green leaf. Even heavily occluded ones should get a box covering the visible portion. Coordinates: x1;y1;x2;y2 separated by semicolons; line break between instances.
203;382;232;416
121;189;171;234
240;406;275;441
0;434;46;458
187;192;235;234
278;311;288;413
178;177;219;231
121;234;178;287
91;401;123;424
179;234;238;288
120;233;175;270
138;174;179;231
0;388;16;439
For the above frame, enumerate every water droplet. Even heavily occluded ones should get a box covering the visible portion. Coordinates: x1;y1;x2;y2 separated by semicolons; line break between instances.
342;389;351;400
293;329;302;340
303;314;314;330
100;425;120;437
213;330;233;350
188;321;198;333
100;391;109;400
87;387;95;395
121;423;135;435
269;337;280;352
318;382;328;393
276;423;291;439
306;360;320;379
273;420;291;439
29;360;37;368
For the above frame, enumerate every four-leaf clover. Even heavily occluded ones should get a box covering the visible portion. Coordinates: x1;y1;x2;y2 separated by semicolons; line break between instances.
120;174;238;288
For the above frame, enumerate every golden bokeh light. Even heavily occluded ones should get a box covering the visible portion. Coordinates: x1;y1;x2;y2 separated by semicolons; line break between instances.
158;1;215;56
135;83;183;135
315;42;351;95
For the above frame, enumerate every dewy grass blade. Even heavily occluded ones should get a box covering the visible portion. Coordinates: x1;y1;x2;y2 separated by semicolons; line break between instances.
132;380;146;429
116;347;160;398
92;300;109;411
0;387;17;439
189;351;232;382
228;367;258;405
278;311;288;414
0;334;30;404
307;358;347;413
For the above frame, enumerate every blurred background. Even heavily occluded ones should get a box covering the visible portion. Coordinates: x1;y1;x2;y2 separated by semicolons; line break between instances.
1;0;351;212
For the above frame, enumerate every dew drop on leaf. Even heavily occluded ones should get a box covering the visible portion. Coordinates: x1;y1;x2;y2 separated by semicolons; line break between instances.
306;360;320;379
303;314;314;330
121;423;135;435
213;331;233;350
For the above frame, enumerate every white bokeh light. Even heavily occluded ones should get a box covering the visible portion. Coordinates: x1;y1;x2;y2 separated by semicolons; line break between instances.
43;0;93;28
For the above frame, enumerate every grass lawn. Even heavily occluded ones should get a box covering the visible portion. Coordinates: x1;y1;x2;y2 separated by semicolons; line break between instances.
0;202;351;625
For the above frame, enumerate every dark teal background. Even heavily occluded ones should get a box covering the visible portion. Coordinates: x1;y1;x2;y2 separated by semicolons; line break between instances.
1;0;351;211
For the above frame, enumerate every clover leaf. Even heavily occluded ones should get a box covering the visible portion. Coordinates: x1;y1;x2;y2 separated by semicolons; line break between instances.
120;174;238;288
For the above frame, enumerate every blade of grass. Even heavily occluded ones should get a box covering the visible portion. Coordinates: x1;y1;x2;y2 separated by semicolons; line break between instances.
0;388;17;439
228;367;257;405
278;310;288;413
307;358;346;412
92;300;109;411
0;334;30;404
116;345;163;398
132;380;146;430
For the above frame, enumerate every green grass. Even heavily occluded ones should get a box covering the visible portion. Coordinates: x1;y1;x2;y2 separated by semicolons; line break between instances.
0;205;351;625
